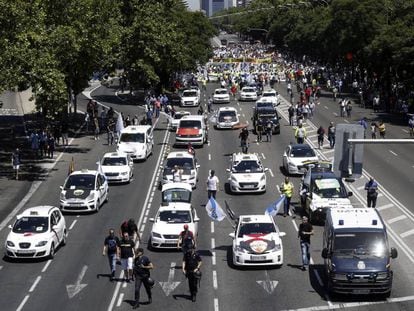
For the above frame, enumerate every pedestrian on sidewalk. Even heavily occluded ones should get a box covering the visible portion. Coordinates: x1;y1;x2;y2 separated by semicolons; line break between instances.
288;104;295;126
107;118;115;145
371;122;377;139
328;122;335;148
206;170;219;199
365;177;378;208
39;130;47;158
317;125;325;149
11;148;21;180
61;120;69;146
378;121;386;138
100;107;107;131
346;100;352;118
339;99;346;117
298;216;313;271
85;113;91;133
358;117;368;138
280;177;294;217
30;131;40;158
102;229;120;281
47;134;55;158
133;248;153;309
94;116;100;140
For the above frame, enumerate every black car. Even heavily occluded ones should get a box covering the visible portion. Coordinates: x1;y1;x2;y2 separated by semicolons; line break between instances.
252;106;281;134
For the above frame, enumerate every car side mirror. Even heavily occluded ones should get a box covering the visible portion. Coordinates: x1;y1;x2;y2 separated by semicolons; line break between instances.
279;232;286;237
196;164;200;169
264;168;269;172
226;168;230;172
149;218;155;223
229;232;235;239
390;247;398;259
194;217;200;222
347;191;353;197
52;225;58;230
99;186;105;190
322;248;330;259
8;224;12;229
60;186;63;190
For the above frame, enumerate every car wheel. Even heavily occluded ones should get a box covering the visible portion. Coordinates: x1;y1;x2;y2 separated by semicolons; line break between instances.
96;200;101;212
49;243;55;259
61;230;67;246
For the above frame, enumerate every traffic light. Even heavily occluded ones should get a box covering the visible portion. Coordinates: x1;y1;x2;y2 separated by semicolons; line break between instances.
332;124;364;179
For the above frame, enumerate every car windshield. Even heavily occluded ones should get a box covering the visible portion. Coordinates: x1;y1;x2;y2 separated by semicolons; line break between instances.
162;189;191;203
333;232;387;258
232;160;263;173
256;102;273;109
183;91;197;97
238;222;276;237
263;92;275;97
102;157;127;166
179;120;201;128
243;88;256;93
120;133;144;143
218;111;237;122
313;178;348;198
159;210;191;223
13;216;49;233
290;147;315;157
174;113;189;120
215;90;227;95
166;158;194;170
64;174;95;190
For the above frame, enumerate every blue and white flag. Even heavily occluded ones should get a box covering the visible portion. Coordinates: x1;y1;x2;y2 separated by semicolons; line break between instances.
205;198;226;222
264;195;286;217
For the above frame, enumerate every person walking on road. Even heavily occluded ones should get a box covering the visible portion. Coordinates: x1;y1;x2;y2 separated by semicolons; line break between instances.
328;122;335;148
317;125;325;149
177;224;196;253
371;122;377;139
288;104;295;126
280;177;294;217
298;216;314;271
61;119;69;146
206;170;219;199
408;115;414;137
265;120;273;142
11;148;21;180
294;124;307;144
119;232;135;282
378;121;386;138
365;177;378;208
102;229;120;281
107;118;115;145
256;118;263;142
182;248;202;302
239;127;249;153
120;219;141;246
133;248;153;309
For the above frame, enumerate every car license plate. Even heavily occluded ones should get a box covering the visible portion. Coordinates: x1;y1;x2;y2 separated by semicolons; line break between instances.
352;289;370;294
70;202;83;206
244;185;255;189
250;255;266;261
18;249;34;254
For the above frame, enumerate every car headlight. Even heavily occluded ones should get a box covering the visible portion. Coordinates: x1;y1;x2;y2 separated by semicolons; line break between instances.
375;272;389;280
6;241;15;247
120;171;128;176
35;241;48;247
60;192;66;200
152;232;162;238
231;175;238;183
288;162;296;167
86;192;95;201
331;273;348;281
271;244;281;251
235;245;247;253
260;174;266;181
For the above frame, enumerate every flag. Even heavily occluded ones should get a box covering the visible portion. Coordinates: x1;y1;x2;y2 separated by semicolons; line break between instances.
265;195;286;217
68;157;75;175
205;198;226;221
115;112;124;133
96;158;106;180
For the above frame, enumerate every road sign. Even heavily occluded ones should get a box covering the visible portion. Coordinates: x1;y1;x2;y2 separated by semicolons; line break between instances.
333;124;364;179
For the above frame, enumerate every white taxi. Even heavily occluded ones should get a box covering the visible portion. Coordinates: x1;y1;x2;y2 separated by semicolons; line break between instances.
239;86;258;102
60;169;109;213
101;152;133;183
215;107;240;129
161;151;200;188
149;183;199;249
283;143;319;175
229;214;285;266
5;206;67;259
260;89;279;106
181;89;200;107
227;153;268;193
117;125;153;161
213;88;230;104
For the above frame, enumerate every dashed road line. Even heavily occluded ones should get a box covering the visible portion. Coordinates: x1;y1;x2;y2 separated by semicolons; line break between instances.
29;276;41;293
69;220;77;230
211;238;215;249
402;129;409;133
16;295;30;311
41;260;52;273
212;271;218;289
116;293;124;307
261;153;266;159
389;150;398;156
356;185;365;190
401;229;414;238
208;153;211;161
324;106;328;109
211;221;215;233
344;119;350;123
333;112;338;116
268;169;274;177
388;214;407;224
377;203;393;211
212;252;216;265
214;298;219;311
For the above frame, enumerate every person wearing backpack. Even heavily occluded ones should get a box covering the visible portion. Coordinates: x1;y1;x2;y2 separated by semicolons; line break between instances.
103;229;120;281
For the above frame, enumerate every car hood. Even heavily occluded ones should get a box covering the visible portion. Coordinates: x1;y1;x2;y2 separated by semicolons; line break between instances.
118;142;145;153
311;194;352;208
241;92;256;96
182;96;198;101
63;188;92;200
331;256;388;273
288;156;319;166
163;167;194;178
176;128;201;136
102;166;129;174
214;94;229;98
7;230;50;243
151;222;196;236
235;233;281;254
231;172;264;182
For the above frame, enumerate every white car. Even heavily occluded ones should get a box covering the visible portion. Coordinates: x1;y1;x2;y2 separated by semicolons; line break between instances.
169;111;191;131
283;144;319;175
261;89;279;106
60;169;109;213
239;87;258;102
117;125;153;161
181;89;200;107
213;88;230;104
149;183;199;249
161;151;200;188
101;152;133;183
230;215;285;266
175;115;208;146
215;107;240;129
227;153;268;193
5;206;67;259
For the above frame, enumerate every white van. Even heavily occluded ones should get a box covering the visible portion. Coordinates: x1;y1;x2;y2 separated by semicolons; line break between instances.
175;115;207;147
117;125;153;161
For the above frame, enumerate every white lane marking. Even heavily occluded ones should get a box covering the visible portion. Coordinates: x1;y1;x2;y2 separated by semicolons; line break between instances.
143;216;147;224
140;224;145;233
261;153;266;159
116;293;124;307
0;266;3;271
208;141;211;146
388;214;407;224
291;219;298;231
242;113;246;118
209;154;211;161
211;221;215;233
307;134;318;139
239;107;242;111
77;215;80;218
269;169;274;177
29;276;42;293
69;220;77;230
122;282;127;288
145;209;149;216
41;260;52;273
214;298;219;311
356;185;365;190
322;149;334;154
402;129;409;133
333;112;338;116
16;295;30;311
344;119;350;123
212;271;218;289
401;229;414;238
212;252;216;265
211;238;215;249
282;295;414;311
377;203;393;211
324;106;328;109
389;150;398;156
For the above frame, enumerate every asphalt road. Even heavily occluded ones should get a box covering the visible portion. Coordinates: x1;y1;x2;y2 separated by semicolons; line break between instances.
1;80;414;311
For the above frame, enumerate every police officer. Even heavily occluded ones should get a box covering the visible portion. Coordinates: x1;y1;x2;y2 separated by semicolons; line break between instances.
182;248;202;302
365;177;378;208
133;248;154;309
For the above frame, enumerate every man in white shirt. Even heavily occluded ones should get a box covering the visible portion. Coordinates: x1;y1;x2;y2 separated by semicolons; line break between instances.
206;170;219;199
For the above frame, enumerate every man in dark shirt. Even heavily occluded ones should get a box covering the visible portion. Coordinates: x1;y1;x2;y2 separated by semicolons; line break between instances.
119;232;135;282
182;248;202;302
133;248;153;309
298;216;314;271
177;224;195;253
102;229;120;281
364;177;378;208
